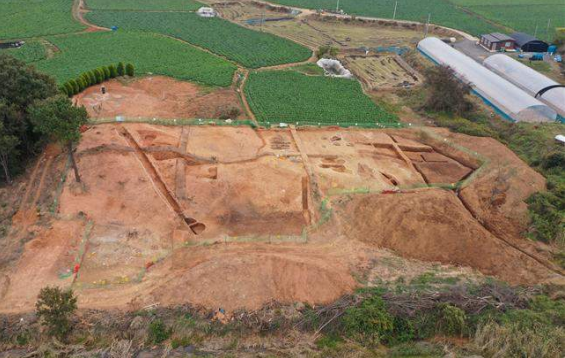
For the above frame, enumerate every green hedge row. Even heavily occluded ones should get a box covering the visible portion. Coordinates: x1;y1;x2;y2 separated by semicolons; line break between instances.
60;62;135;97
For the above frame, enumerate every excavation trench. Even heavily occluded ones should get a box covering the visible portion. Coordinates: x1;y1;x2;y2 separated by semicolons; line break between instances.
119;127;205;235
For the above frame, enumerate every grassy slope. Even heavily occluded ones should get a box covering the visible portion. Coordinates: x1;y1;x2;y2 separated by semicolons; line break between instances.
0;0;85;39
85;11;312;68
84;0;203;11
245;70;397;124
33;31;237;87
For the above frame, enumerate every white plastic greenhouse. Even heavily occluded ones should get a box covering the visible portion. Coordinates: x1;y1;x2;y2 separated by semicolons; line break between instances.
484;54;565;118
417;37;557;122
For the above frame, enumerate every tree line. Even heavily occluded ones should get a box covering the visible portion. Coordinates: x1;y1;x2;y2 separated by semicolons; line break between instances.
0;53;89;184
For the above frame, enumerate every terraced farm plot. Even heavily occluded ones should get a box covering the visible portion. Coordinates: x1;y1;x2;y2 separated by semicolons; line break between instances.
0;0;86;39
343;55;420;89
85;0;203;11
33;31;237;86
265;0;501;36
245;70;398;124
3;41;47;62
252;15;423;49
86;11;312;68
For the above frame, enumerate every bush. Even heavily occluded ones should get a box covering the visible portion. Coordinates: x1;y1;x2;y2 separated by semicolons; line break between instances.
435;303;466;336
88;70;96;85
108;64;118;78
423;65;473;116
148;319;172;344
218;105;241;119
117;62;125;76
68;79;79;95
125;63;134;77
63;82;74;97
102;66;111;80
76;77;86;92
342;295;394;345
94;68;103;84
36;286;78;340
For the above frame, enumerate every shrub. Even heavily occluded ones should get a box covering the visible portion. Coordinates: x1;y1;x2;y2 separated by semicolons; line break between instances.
342;295;394;345
59;85;69;96
102;66;111;80
94;68;104;84
218;105;241;119
80;73;90;87
88;70;96;85
423;65;473;116
36;286;78;340
63;82;74;96
108;64;118;78
125;63;134;76
117;62;125;76
435;303;466;336
76;77;86;91
68;79;79;95
148;319;172;344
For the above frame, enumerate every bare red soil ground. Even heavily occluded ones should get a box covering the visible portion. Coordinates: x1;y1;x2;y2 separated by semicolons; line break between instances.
0;125;561;314
75;76;246;120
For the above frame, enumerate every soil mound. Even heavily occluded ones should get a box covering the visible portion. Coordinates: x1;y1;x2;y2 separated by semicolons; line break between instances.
145;245;358;311
338;188;558;284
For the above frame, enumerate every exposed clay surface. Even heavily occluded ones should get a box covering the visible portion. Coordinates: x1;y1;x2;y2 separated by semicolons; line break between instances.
75;76;246;120
0;125;561;314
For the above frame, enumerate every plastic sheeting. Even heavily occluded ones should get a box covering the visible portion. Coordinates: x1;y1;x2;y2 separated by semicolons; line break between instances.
484;54;565;117
316;58;353;79
417;37;557;122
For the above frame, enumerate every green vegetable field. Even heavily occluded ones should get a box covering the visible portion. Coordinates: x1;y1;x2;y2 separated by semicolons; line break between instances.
4;41;47;63
0;0;85;39
86;11;312;68
85;0;203;11
451;0;565;40
266;0;564;39
245;70;398;125
263;0;500;36
33;31;237;87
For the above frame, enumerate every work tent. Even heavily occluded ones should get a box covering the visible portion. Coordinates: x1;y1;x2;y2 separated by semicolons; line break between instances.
417;37;557;122
511;32;549;53
484;54;565;117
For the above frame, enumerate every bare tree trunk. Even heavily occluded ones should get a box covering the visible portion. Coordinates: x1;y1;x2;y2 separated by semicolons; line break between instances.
68;142;81;183
0;155;11;184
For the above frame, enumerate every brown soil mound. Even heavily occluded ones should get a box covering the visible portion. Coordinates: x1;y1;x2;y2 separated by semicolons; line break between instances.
75;76;245;120
145;244;359;311
338;188;558;285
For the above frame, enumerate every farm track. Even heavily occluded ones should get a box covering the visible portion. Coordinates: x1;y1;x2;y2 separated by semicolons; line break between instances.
73;0;110;32
252;0;479;40
237;70;257;123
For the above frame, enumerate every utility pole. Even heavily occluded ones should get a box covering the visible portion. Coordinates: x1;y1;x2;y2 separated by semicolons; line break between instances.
336;0;339;13
393;1;398;20
534;22;538;38
424;13;431;37
546;18;551;40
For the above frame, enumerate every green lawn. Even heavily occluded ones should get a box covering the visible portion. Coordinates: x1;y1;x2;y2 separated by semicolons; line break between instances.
245;70;398;124
0;0;85;39
85;11;312;68
84;0;203;11
32;31;237;87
